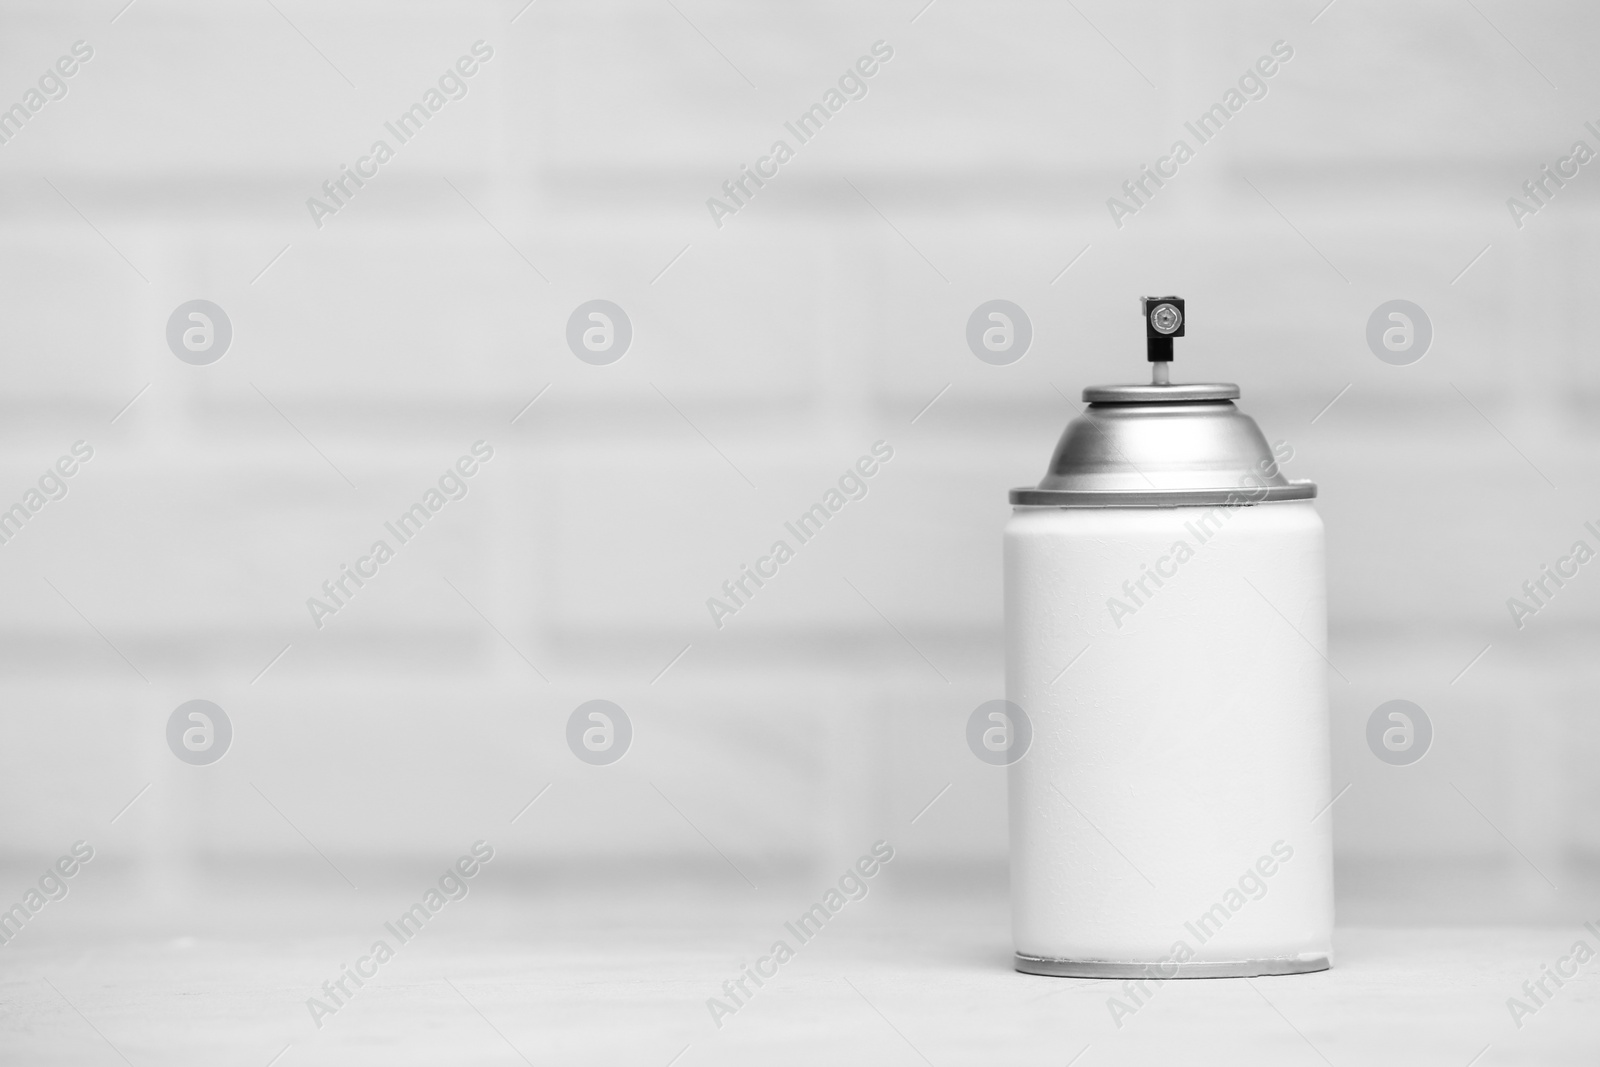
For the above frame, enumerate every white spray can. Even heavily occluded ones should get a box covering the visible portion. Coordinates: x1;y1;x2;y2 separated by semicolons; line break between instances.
1005;297;1333;978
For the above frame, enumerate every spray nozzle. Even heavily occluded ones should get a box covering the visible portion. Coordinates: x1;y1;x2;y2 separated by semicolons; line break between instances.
1141;295;1184;383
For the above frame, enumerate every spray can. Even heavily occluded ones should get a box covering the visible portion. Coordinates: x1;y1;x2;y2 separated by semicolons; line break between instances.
1005;297;1333;978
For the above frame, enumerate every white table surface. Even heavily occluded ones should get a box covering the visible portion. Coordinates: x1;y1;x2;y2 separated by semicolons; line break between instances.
2;863;1596;1066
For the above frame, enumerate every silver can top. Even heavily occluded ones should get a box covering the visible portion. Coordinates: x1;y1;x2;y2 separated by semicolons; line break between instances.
1010;297;1316;508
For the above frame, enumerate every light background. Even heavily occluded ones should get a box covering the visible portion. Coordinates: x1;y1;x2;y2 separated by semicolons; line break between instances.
0;0;1597;929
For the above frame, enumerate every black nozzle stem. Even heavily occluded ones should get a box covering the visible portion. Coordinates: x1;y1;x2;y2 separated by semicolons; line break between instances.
1140;295;1185;382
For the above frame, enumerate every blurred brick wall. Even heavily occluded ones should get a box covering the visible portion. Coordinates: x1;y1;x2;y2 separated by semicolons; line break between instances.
0;0;1596;903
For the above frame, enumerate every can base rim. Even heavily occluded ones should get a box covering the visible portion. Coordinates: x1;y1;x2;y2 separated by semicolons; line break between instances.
1013;953;1330;979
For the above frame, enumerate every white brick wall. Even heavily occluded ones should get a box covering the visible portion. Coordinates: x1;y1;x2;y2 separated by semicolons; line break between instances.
0;0;1597;908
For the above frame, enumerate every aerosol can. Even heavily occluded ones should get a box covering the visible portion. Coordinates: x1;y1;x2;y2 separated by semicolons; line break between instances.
1005;297;1333;978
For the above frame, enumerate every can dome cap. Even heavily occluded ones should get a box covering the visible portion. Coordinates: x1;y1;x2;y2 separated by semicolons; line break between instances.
1010;297;1316;508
